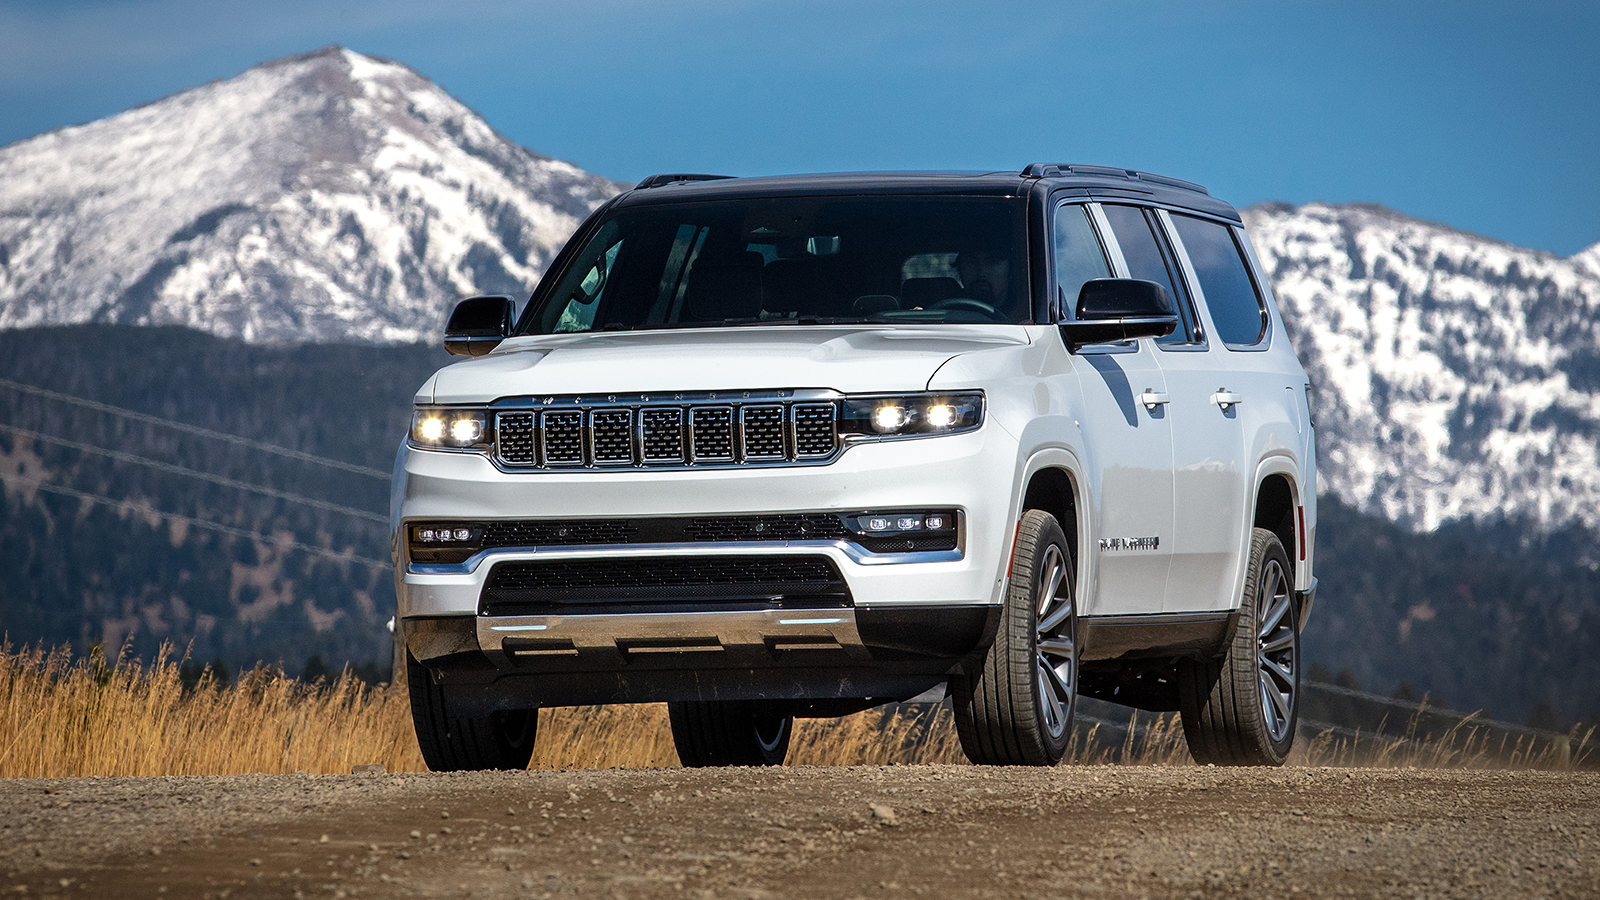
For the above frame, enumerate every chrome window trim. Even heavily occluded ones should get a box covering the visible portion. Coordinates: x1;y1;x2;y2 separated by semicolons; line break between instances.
1150;208;1213;354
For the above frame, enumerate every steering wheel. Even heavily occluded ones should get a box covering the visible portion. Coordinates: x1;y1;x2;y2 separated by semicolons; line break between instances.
931;297;1000;317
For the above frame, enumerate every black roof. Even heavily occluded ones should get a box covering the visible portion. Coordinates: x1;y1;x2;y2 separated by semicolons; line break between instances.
617;167;1241;221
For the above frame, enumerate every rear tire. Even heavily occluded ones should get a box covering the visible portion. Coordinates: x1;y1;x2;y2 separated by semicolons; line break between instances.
668;700;792;766
1178;527;1299;766
951;509;1078;766
407;651;537;771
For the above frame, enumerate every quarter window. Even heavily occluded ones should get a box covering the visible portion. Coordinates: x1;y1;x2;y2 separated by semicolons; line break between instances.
1100;205;1199;343
1052;204;1111;320
1169;214;1267;346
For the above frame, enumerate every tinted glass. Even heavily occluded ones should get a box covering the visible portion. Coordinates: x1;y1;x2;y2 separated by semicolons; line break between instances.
1100;205;1195;343
1053;204;1111;320
1170;214;1266;345
522;197;1030;333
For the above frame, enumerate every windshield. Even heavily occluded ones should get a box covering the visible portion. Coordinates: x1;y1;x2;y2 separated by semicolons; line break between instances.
520;195;1030;334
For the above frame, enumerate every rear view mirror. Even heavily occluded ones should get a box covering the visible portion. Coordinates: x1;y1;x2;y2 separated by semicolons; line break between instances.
1058;279;1178;353
444;295;516;357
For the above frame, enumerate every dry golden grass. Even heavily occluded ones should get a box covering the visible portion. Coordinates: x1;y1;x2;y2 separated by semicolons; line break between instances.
0;642;1590;778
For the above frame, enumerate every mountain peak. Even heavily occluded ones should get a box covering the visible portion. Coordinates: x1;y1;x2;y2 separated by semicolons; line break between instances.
0;47;623;343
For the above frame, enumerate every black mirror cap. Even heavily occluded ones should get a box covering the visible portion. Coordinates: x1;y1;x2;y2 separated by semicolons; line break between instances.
444;295;516;357
1059;279;1177;353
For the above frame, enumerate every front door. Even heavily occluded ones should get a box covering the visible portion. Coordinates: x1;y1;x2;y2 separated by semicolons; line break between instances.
1055;201;1174;615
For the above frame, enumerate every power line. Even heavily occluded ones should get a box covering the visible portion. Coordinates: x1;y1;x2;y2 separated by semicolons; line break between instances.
0;423;388;525
1302;679;1560;739
0;376;391;479
0;472;390;571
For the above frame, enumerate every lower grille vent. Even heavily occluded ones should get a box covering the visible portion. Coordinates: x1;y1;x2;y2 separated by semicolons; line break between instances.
480;555;852;616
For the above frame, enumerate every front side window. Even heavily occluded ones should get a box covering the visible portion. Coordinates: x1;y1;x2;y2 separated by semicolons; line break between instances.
1101;204;1200;344
521;196;1030;334
1052;204;1111;320
1169;214;1267;346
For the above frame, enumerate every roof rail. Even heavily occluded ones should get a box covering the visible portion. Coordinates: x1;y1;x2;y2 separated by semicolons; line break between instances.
1021;163;1209;196
634;173;736;190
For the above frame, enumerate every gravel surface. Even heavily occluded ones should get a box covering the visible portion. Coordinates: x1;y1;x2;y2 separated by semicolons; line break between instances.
2;766;1596;898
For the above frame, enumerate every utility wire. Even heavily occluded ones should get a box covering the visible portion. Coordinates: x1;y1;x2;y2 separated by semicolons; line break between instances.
0;377;391;479
1302;679;1562;738
0;423;388;525
0;472;390;571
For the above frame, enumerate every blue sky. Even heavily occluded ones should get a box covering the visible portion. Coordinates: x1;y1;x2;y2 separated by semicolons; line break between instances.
2;0;1596;255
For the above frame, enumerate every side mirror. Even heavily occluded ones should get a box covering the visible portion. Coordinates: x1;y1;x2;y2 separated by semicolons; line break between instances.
444;295;516;357
1058;279;1179;353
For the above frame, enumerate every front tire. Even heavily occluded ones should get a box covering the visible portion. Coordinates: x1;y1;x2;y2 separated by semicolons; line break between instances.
668;700;792;766
952;509;1078;766
1178;527;1299;765
407;651;538;771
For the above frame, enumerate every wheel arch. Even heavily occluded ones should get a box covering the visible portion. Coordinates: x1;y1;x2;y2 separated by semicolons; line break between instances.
1251;456;1305;584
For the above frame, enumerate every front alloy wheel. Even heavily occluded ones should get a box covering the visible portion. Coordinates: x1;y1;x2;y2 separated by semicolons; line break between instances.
953;509;1077;766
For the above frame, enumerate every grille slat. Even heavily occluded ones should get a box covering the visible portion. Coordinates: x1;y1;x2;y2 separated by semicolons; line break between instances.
689;407;734;461
740;405;786;460
542;411;584;465
493;398;840;470
497;413;537;464
591;409;634;464
641;409;685;463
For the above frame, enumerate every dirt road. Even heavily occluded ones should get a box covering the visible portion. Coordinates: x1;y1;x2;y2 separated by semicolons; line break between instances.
2;766;1595;899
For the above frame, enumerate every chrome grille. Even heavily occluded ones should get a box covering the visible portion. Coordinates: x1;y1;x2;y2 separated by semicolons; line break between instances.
492;395;840;470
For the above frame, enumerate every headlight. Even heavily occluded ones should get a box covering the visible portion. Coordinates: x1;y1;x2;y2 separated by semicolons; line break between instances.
410;408;492;449
839;392;983;438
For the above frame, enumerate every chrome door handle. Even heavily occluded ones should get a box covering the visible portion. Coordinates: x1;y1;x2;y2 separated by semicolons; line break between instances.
1138;390;1169;410
1210;389;1243;409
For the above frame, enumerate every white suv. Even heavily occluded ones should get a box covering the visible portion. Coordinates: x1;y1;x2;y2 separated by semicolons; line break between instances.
394;165;1318;769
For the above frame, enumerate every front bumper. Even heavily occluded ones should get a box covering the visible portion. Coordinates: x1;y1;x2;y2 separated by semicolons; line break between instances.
393;425;1019;709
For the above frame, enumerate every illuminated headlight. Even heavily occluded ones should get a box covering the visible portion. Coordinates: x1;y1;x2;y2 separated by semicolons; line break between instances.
410;408;492;449
839;392;983;438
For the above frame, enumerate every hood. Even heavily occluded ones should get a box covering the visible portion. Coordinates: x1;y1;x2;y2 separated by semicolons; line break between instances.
426;325;1030;403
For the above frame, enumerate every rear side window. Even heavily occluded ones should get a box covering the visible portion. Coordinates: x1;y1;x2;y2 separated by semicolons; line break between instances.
1100;205;1199;343
1052;204;1111;320
1170;214;1267;346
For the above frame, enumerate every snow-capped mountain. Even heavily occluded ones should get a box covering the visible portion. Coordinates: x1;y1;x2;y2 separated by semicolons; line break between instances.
0;46;624;343
3;47;1598;535
1244;203;1600;533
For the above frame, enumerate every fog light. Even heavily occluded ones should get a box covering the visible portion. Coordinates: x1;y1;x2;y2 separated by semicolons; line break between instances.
866;517;892;531
896;516;920;530
419;529;437;542
925;515;946;529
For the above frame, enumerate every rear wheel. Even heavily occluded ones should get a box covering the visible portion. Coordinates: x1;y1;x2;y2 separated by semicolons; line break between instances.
952;509;1077;766
668;700;792;766
407;651;537;771
1178;527;1299;766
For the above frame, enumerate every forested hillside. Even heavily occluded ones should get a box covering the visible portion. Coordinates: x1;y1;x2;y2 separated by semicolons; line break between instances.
1;326;1595;725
